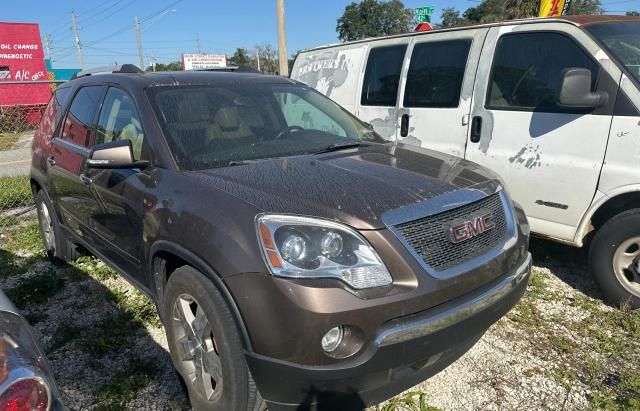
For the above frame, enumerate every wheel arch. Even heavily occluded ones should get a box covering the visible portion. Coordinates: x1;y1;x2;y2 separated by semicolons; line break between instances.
149;240;253;351
575;186;640;246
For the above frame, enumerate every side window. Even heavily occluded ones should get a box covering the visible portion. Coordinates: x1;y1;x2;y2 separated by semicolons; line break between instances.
276;92;347;137
487;32;599;112
361;45;407;107
61;86;103;147
404;39;471;108
96;88;145;160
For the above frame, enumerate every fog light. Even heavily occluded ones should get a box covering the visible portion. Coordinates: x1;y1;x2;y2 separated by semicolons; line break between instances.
321;326;344;353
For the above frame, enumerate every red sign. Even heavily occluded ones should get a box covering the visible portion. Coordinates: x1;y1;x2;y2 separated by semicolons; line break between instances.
0;22;51;106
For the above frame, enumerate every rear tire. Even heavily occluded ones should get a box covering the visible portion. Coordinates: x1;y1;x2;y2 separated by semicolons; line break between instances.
589;209;640;309
162;265;265;411
34;189;80;262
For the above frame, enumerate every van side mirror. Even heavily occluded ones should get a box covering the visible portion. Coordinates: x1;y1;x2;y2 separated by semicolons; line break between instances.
87;140;148;169
557;68;608;109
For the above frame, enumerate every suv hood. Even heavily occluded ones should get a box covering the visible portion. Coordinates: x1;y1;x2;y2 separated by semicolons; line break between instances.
187;144;500;229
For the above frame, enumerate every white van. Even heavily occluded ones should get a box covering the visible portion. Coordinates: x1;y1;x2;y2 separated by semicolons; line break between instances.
291;16;640;307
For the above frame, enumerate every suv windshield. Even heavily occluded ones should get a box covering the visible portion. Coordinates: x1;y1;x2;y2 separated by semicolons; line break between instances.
147;83;385;170
586;22;640;83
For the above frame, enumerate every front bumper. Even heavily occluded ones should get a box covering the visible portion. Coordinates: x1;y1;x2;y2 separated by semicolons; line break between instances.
246;252;532;410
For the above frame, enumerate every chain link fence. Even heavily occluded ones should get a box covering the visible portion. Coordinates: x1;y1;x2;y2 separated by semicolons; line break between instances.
1;81;64;229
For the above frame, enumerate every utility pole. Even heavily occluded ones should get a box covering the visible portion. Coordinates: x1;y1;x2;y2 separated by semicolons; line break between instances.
44;33;52;62
256;48;261;72
135;16;144;69
196;33;202;54
276;0;288;76
71;12;84;68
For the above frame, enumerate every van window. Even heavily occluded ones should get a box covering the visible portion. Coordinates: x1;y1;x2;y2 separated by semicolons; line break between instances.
96;88;145;160
404;39;471;108
361;45;407;107
61;86;104;147
487;32;599;112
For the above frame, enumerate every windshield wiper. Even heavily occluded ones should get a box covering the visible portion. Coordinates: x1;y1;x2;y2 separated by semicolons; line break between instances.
312;142;363;155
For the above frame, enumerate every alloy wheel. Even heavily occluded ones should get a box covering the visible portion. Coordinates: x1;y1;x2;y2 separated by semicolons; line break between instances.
172;293;223;402
38;200;55;252
613;236;640;297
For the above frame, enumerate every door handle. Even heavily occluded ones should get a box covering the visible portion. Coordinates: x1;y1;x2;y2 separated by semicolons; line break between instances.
47;157;56;167
79;174;93;185
400;114;409;138
470;116;482;143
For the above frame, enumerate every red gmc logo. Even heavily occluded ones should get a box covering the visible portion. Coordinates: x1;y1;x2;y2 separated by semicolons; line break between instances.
447;212;495;244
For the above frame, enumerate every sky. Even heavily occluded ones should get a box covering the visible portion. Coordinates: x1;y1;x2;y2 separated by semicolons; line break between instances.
3;0;640;69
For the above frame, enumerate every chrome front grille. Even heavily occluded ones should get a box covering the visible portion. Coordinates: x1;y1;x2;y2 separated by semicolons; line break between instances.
393;193;508;272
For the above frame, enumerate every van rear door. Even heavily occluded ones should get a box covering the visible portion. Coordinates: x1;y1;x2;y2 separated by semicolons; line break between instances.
356;38;410;141
464;23;621;241
396;28;488;157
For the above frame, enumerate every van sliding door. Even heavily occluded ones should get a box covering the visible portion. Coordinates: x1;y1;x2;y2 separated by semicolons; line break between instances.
397;28;488;158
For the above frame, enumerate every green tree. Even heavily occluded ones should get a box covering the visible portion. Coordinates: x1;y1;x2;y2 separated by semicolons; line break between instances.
439;7;464;28
336;0;414;42
626;11;640;16
569;0;603;15
229;48;252;66
147;61;182;72
463;0;507;24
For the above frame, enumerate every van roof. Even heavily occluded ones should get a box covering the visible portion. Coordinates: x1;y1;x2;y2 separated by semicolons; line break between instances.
299;15;640;53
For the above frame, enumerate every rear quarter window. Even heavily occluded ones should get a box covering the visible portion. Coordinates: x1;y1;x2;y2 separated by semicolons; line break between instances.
38;86;71;137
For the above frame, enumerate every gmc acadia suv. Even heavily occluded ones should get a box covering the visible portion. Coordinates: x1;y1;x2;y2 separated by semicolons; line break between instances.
30;65;531;411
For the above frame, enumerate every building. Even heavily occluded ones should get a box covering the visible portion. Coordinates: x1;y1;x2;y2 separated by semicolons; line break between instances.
0;22;52;106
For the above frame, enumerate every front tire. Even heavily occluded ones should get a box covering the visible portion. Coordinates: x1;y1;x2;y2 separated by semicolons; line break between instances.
589;209;640;309
162;265;265;411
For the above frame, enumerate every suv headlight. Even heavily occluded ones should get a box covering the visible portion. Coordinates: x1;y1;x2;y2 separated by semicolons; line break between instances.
257;215;392;289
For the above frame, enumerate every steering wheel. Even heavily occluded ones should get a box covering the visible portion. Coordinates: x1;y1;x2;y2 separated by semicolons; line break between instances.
274;125;304;140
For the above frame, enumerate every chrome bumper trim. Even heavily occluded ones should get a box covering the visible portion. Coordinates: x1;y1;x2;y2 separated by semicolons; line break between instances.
376;252;532;347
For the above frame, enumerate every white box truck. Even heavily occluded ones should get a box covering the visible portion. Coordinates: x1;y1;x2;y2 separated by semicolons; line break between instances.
291;16;640;307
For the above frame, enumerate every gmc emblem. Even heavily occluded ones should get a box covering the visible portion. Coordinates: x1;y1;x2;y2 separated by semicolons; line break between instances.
447;212;495;244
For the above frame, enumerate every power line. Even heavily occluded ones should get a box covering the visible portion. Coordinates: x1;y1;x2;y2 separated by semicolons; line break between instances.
81;0;137;28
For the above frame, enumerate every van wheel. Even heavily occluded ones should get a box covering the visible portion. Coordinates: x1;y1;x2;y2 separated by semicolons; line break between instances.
162;266;265;411
35;190;79;262
589;209;640;309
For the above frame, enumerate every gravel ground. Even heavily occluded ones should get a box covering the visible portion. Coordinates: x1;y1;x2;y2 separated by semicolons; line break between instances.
1;216;639;410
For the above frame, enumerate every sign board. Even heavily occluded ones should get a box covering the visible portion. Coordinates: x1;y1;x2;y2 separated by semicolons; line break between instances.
182;53;227;70
415;6;435;23
539;0;571;16
0;22;51;106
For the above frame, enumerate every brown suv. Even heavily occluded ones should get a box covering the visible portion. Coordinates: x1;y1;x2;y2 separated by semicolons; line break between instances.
30;65;531;411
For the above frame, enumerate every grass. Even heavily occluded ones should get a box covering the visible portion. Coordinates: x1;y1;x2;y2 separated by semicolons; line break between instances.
0;176;33;211
506;268;640;410
0;133;20;151
4;266;64;309
373;391;441;411
94;358;161;411
69;256;117;281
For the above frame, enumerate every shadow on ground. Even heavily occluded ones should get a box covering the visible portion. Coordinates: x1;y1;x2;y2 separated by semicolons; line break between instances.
529;237;605;303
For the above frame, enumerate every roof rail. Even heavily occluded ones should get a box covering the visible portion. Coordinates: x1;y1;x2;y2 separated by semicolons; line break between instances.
71;64;143;80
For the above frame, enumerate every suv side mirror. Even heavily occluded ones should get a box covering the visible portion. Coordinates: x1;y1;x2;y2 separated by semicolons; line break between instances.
557;68;608;109
87;140;148;169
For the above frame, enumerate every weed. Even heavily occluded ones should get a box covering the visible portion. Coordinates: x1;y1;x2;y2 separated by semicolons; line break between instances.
374;391;441;411
49;324;83;352
70;256;116;281
5;267;64;309
94;358;161;410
